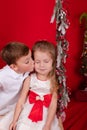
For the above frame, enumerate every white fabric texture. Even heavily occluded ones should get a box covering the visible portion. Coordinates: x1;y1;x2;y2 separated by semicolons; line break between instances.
0;110;14;130
0;65;29;115
16;73;61;130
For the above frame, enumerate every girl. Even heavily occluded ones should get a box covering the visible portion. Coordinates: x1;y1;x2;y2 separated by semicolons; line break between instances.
9;40;64;130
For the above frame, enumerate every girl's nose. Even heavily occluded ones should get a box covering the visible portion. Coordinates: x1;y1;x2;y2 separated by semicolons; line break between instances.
40;62;44;67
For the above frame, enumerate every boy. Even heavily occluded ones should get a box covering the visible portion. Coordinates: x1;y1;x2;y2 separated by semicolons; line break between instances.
0;42;34;130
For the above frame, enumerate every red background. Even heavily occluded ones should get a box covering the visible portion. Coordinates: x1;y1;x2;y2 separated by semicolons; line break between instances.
0;0;87;92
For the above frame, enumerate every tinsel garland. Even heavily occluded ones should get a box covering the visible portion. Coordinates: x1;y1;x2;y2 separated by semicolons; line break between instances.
50;0;70;118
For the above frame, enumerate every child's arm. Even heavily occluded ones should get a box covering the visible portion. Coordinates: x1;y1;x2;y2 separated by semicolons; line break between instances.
9;76;30;130
42;91;57;130
59;116;64;130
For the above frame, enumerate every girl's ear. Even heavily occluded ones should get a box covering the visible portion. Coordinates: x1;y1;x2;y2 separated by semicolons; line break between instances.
10;64;18;71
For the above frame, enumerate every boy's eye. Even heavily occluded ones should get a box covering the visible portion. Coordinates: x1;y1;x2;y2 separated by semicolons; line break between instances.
25;61;29;64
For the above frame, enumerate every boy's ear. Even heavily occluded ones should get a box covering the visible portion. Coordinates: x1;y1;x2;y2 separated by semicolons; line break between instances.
10;64;18;71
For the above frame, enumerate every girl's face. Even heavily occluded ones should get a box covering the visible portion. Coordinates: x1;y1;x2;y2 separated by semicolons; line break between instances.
34;50;53;79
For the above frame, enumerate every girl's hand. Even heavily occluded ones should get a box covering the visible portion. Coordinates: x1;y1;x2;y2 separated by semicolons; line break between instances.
42;125;50;130
9;122;16;130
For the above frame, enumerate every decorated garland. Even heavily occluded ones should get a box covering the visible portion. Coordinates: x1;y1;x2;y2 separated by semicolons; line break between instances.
50;0;70;118
79;13;87;90
80;13;87;77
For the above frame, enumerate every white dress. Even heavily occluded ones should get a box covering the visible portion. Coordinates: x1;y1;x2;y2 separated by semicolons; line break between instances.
16;73;61;130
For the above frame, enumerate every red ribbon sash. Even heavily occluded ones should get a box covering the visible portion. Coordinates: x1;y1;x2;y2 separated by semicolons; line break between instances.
28;91;52;122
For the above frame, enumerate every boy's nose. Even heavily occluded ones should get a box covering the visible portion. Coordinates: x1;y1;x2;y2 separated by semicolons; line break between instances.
31;58;34;65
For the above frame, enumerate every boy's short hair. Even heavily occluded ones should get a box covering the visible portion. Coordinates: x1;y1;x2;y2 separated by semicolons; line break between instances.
0;42;29;65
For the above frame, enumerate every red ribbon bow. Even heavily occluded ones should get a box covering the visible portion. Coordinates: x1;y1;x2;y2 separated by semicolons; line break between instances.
28;91;52;122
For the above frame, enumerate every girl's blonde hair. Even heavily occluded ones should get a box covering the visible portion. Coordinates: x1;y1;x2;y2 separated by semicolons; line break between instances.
32;40;58;93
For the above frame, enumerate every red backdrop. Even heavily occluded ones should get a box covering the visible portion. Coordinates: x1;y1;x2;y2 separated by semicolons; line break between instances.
0;0;87;92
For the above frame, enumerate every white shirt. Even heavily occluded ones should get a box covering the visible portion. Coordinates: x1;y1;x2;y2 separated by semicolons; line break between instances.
0;65;29;115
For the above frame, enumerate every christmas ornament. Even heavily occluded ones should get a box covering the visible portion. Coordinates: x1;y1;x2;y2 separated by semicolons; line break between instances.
50;0;70;118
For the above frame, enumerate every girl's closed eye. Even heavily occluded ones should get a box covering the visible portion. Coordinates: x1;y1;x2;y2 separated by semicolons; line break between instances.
44;60;50;63
35;60;40;64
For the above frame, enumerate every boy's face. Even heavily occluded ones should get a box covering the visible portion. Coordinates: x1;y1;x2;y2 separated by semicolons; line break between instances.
11;50;34;73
